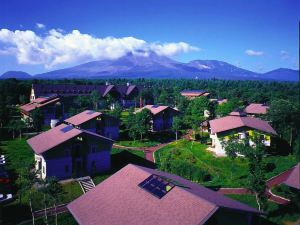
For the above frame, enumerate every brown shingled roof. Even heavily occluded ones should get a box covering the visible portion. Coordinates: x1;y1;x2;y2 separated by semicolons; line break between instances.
20;96;60;114
135;105;178;115
244;103;269;115
64;110;102;126
68;164;261;225
27;124;82;154
284;163;300;190
209;116;277;135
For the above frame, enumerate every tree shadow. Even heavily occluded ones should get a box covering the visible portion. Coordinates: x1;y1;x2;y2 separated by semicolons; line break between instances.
111;150;156;173
3;203;31;225
269;138;291;156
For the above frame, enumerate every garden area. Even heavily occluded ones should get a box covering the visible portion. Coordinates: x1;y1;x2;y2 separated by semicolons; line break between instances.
154;139;300;224
154;139;297;188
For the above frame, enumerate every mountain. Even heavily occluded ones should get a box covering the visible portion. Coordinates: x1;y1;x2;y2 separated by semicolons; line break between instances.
0;71;32;79
262;68;298;82
3;53;298;81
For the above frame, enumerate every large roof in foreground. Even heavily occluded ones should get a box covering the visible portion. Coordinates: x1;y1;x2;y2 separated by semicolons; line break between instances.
284;163;300;190
64;110;102;126
68;164;260;225
209;116;277;135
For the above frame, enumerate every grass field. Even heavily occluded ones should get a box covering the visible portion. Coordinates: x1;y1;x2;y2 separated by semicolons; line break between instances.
115;139;160;147
154;139;298;188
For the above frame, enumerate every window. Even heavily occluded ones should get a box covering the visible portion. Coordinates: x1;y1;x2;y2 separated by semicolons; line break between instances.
138;174;175;199
42;166;45;174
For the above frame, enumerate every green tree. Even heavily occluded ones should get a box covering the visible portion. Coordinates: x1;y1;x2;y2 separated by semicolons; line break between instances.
46;177;64;225
157;90;169;105
90;90;100;110
172;116;183;141
185;97;210;139
31;108;44;131
8;120;17;139
135;109;151;140
109;102;122;119
216;99;242;117
267;99;298;147
223;135;268;211
15;120;26;139
19;95;27;105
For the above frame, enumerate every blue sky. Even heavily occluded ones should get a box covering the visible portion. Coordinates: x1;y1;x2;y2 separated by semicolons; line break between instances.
0;0;299;75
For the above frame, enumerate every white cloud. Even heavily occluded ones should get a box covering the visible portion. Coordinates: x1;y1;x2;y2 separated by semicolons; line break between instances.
36;23;46;29
245;49;264;56
0;28;199;68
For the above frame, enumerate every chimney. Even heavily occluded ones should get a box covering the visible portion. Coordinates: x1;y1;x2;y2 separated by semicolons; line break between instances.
105;81;110;86
126;82;130;87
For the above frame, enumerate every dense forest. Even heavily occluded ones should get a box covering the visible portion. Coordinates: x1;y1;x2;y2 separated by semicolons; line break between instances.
0;78;299;152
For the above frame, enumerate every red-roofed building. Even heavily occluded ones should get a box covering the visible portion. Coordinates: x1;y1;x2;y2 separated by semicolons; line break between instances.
181;90;210;99
244;103;269;116
27;123;113;179
64;110;120;140
284;163;300;190
135;105;179;132
68;164;262;225
30;83;145;108
209;115;277;156
20;95;62;126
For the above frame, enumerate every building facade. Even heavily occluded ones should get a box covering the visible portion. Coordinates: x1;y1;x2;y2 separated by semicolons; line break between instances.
27;124;113;180
209;115;277;156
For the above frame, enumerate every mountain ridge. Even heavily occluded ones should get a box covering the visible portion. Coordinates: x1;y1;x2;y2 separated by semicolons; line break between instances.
0;53;298;81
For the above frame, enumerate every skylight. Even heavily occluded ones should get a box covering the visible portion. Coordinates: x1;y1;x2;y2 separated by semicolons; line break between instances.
60;125;74;133
138;174;175;199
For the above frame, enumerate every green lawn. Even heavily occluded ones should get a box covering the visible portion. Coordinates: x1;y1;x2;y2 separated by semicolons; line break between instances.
1;138;34;174
115;139;160;147
154;139;298;188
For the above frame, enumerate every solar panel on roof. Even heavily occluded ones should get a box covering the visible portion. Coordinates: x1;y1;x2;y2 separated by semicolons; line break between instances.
138;174;174;199
60;125;74;133
152;105;159;108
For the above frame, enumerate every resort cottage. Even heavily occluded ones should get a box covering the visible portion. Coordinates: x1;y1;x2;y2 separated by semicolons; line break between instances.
180;90;210;99
283;163;300;190
244;103;269;117
64;110;120;140
27;123;113;180
68;164;262;225
136;105;180;132
20;95;63;126
209;114;277;156
30;83;145;108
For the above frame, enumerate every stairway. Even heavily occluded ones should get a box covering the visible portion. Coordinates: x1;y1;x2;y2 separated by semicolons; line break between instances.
77;176;96;193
